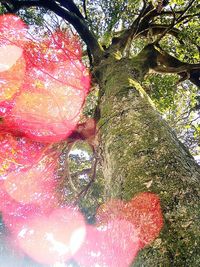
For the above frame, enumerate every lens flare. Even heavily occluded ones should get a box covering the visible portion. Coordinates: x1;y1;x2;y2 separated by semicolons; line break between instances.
16;207;86;265
0;30;90;142
74;219;140;267
4;154;58;205
96;192;163;248
0;133;48;179
0;14;27;47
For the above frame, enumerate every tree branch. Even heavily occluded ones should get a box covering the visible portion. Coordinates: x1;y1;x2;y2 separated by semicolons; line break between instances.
73;150;98;205
141;44;200;87
154;0;198;44
55;0;84;19
1;0;43;11
82;0;88;19
176;0;197;22
1;3;13;12
108;1;168;53
43;0;103;63
113;0;198;52
138;23;198;53
109;1;151;52
141;24;181;40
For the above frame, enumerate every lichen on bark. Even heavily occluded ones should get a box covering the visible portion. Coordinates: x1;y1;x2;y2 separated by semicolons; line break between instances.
95;56;200;266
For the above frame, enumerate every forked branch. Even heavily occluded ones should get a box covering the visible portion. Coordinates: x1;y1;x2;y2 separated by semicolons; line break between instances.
138;44;200;87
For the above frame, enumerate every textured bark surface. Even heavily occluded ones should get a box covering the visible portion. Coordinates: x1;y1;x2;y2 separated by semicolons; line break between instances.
95;57;200;266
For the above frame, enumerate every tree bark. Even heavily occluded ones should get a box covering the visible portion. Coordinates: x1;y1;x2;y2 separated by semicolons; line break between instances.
94;56;200;266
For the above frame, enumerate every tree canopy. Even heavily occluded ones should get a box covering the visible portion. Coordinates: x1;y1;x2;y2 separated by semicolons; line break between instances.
1;0;199;155
0;0;200;266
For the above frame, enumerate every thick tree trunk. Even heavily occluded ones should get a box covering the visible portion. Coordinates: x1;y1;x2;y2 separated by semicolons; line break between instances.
95;57;200;266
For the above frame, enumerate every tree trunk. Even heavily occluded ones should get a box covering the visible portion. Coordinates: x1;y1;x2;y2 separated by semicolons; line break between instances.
95;56;200;266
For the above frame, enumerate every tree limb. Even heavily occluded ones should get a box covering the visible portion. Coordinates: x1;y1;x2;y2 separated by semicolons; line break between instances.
0;0;43;11
55;0;84;19
154;0;198;44
176;0;198;22
141;24;181;40
3;4;12;12
141;44;200;87
73;150;98;205
82;0;88;19
111;0;198;52
138;23;199;52
109;1;151;52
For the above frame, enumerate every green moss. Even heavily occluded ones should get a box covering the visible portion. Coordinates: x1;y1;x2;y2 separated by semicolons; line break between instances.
129;78;156;108
95;57;200;266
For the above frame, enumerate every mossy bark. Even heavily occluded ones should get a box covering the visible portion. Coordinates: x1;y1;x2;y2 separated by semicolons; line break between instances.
94;57;200;266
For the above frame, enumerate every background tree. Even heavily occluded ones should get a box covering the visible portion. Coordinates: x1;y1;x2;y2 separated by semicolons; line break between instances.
0;0;200;266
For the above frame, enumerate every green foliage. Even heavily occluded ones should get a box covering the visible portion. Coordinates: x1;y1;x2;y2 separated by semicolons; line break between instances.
0;3;7;14
0;1;199;265
17;7;46;26
77;0;141;37
158;22;200;64
130;37;148;56
0;0;198;176
144;73;179;113
78;174;105;223
144;73;199;155
170;0;185;5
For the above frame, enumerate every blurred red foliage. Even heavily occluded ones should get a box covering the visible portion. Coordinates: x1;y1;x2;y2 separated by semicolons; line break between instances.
0;15;90;142
0;14;164;267
0;133;49;178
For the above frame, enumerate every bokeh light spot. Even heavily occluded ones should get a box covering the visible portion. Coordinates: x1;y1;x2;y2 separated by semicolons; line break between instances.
16;207;86;265
74;219;140;267
96;192;163;249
